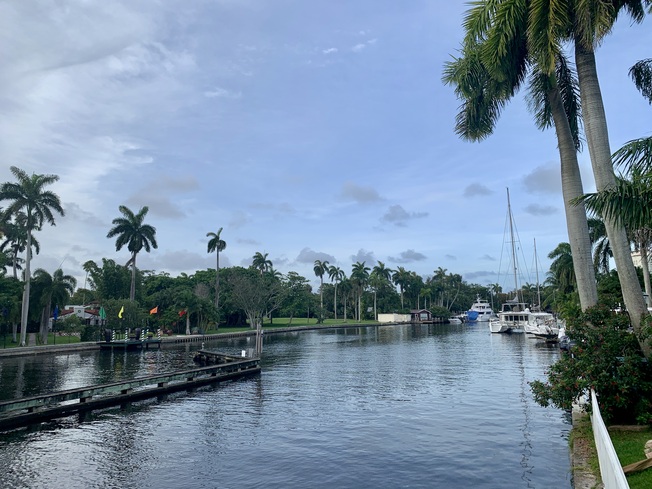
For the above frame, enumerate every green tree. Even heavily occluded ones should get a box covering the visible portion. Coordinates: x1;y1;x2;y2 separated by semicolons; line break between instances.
107;205;158;302
32;268;76;344
252;252;272;275
442;0;598;310
0;213;39;280
206;227;227;317
392;266;411;310
563;0;650;343
313;259;329;321
328;265;345;320
0;166;64;346
351;261;370;321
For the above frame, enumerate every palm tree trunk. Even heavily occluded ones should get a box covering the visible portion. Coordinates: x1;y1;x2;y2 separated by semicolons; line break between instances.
19;231;32;347
334;282;338;320
185;312;191;335
575;42;649;356
548;83;598;310
215;251;220;309
130;251;137;301
640;245;652;307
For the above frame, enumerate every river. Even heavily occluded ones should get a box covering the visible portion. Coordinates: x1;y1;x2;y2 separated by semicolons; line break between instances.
0;323;571;488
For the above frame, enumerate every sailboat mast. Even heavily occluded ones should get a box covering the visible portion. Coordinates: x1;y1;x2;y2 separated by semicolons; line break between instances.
507;188;519;302
534;238;541;308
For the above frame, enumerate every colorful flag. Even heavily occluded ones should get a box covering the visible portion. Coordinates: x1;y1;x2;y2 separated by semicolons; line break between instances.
118;306;124;319
53;305;59;321
99;306;107;320
150;306;159;315
179;309;186;317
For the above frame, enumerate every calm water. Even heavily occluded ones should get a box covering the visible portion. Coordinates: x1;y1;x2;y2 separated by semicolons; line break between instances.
0;324;572;488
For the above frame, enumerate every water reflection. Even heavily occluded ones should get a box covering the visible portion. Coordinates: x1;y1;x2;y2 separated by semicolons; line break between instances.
0;325;571;488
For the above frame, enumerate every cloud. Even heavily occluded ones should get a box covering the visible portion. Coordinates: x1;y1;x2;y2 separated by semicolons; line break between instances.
445;254;456;261
322;48;338;54
352;43;367;52
204;86;242;99
387;249;427;264
139;249;222;273
340;181;383;203
463;183;493;197
381;205;428;227
464;270;498;282
229;210;251;229
523;164;561;194
63;202;106;227
350;249;376;265
524;203;558;216
236;238;260;245
250;201;296;215
480;254;496;261
295;248;336;264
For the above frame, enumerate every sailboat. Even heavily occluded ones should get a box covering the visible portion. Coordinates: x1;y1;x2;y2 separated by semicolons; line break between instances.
489;189;557;335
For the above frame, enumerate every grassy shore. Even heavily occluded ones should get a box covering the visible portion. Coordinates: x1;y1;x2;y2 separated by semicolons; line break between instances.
610;426;652;488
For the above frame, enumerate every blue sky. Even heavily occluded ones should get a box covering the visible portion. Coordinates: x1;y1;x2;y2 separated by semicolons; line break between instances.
1;1;650;293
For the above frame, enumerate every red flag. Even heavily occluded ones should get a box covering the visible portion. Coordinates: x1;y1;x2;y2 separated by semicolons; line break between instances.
150;306;158;315
179;310;186;317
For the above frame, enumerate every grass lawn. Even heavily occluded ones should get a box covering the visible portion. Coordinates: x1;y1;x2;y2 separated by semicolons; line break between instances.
610;427;652;488
205;318;379;334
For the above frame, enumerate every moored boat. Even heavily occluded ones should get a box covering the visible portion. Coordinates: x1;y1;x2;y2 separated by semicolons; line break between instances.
467;295;495;322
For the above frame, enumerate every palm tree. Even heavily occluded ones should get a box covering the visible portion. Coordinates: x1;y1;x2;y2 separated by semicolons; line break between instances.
351;261;370;321
206;227;226;315
0;213;40;280
252;252;272;275
547;243;577;296
32;268;76;344
392;266;411;309
107;205;158;302
563;0;650;342
629;58;652;104
587;217;611;275
371;261;394;319
313;259;329;319
328;265;345;320
0;166;64;346
578;171;652;307
443;0;598;310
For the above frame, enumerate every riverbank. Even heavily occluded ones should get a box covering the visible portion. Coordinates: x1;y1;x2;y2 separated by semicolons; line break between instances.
0;321;398;358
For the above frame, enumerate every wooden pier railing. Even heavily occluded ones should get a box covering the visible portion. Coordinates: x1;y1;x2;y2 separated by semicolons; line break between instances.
0;353;260;430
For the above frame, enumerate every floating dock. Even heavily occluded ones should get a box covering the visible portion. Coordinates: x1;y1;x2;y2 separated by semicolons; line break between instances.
0;352;259;430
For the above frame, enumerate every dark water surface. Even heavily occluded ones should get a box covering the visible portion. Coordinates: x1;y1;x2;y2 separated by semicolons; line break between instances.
0;324;571;488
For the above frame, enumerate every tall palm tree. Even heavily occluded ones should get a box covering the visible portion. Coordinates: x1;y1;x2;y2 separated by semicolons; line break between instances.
392;266;411;309
351;261;370;321
32;268;76;344
443;0;598;310
560;0;650;344
206;227;226;314
0;166;64;346
252;252;272;275
313;259;329;318
107;205;158;302
371;261;394;319
328;265;345;320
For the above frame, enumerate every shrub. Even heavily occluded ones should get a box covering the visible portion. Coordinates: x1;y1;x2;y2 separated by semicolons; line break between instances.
530;305;652;425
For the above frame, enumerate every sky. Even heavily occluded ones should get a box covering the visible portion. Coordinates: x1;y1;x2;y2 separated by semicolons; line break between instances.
1;1;651;295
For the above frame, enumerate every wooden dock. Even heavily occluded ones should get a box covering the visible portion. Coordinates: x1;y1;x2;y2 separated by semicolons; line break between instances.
97;338;162;350
0;353;260;430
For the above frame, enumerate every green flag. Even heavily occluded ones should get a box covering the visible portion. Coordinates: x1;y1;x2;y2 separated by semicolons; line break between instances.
99;307;106;320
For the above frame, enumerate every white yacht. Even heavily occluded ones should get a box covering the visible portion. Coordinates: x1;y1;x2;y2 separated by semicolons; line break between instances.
489;298;559;336
467;295;495;322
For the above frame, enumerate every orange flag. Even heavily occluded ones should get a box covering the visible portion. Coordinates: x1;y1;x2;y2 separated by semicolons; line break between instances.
149;306;158;315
